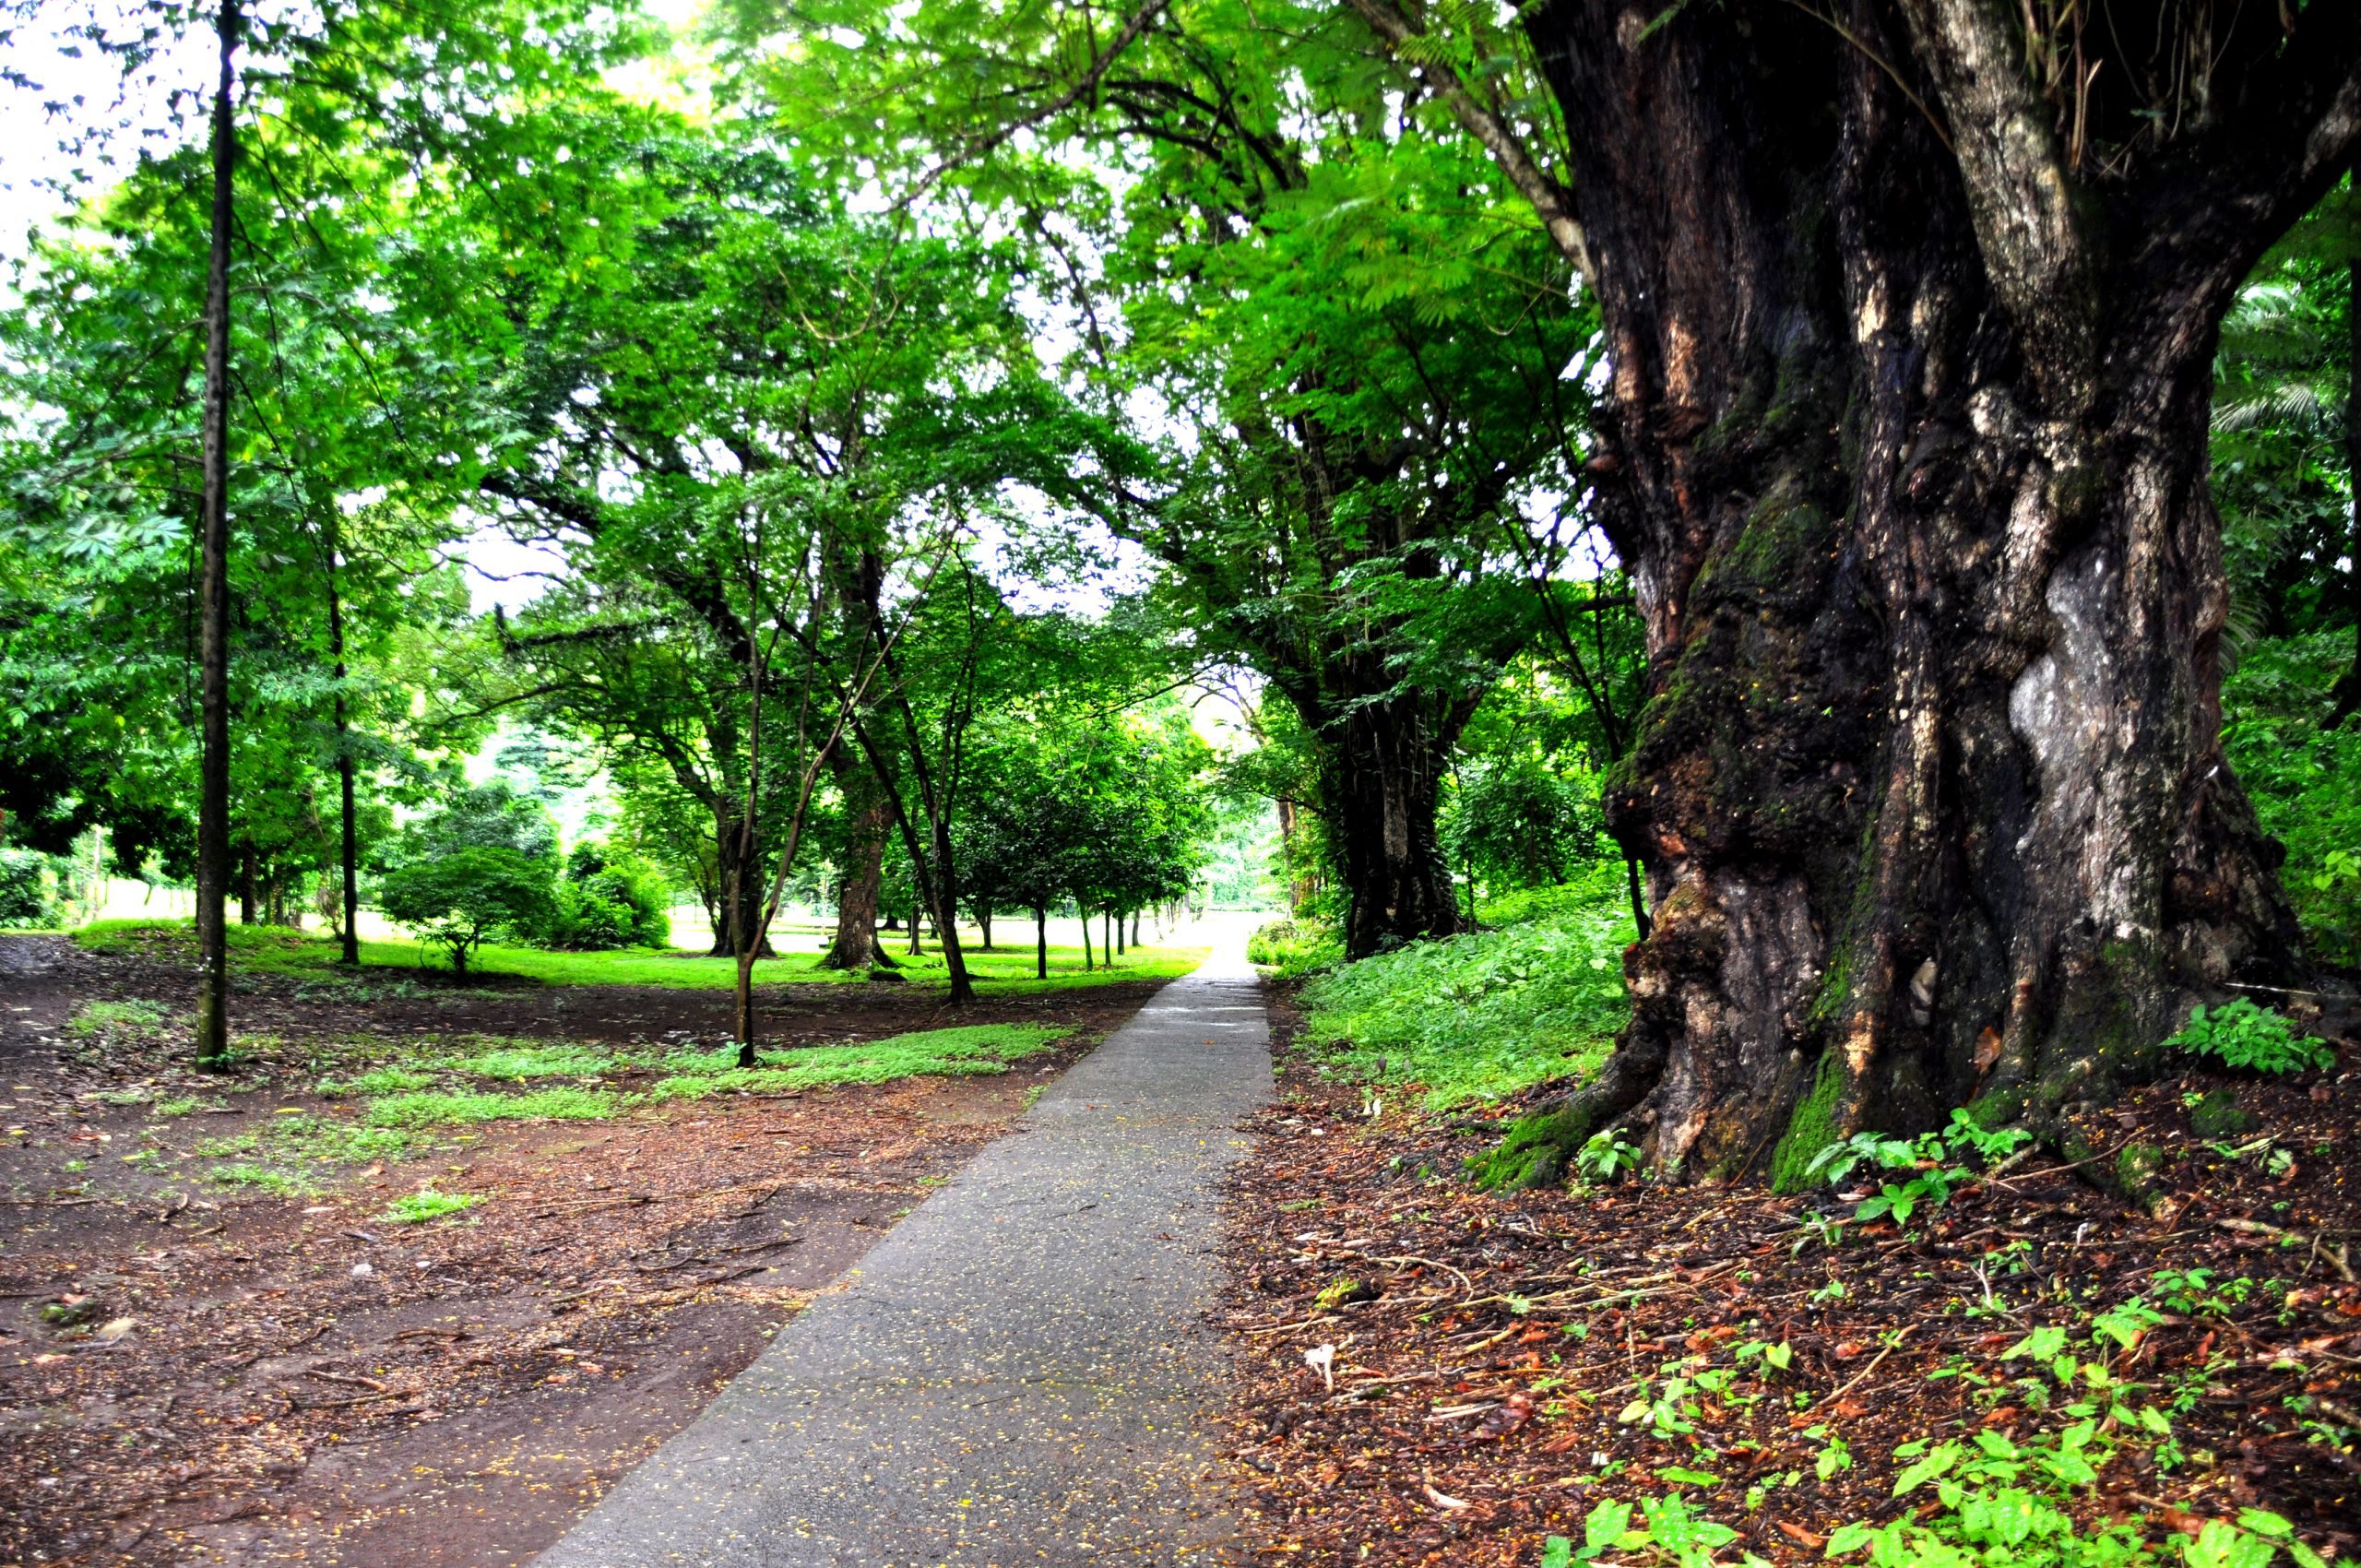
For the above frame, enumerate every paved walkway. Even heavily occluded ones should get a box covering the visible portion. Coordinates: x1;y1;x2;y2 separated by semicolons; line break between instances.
535;946;1270;1568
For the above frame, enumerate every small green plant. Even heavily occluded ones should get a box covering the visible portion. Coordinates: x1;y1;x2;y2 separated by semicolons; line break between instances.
1577;1129;1645;1183
2165;998;2334;1075
2150;1268;2255;1319
446;1042;609;1081
150;1097;208;1118
383;1189;478;1224
321;1066;438;1096
68;999;171;1037
208;1163;316;1196
364;1087;616;1127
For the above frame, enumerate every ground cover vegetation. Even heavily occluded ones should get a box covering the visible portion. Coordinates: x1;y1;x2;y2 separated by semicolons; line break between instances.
3;0;2359;1562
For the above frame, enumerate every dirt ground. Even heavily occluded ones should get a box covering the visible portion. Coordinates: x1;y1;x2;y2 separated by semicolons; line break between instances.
0;934;1165;1567
1217;987;2359;1566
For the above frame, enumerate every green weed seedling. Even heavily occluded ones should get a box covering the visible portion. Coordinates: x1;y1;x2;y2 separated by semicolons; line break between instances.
364;1087;617;1127
2165;999;2334;1075
383;1190;477;1224
1577;1130;1644;1183
68;1000;171;1038
321;1066;438;1097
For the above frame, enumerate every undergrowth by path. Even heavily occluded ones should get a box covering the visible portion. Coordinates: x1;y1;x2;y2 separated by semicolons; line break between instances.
1219;988;2356;1568
1289;867;1637;1106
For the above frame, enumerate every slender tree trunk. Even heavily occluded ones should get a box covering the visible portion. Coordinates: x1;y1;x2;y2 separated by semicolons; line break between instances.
1035;905;1048;979
1105;908;1115;960
1131;909;1141;947
1079;905;1094;970
192;0;239;1067
925;814;974;1000
819;754;894;968
1488;0;2340;1187
907;892;922;956
326;534;360;966
2335;217;2361;721
978;907;993;951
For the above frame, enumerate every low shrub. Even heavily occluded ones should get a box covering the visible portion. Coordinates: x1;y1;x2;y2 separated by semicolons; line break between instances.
2165;998;2334;1075
0;849;61;928
1246;918;1343;979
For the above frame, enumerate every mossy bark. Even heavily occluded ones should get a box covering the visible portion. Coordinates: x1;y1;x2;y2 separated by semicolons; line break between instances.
1499;0;2344;1182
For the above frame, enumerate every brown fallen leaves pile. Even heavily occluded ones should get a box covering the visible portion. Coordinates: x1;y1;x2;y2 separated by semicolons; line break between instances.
1218;994;2358;1566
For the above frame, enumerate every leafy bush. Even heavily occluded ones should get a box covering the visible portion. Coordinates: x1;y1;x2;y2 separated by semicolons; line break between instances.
2221;634;2361;968
376;846;556;974
0;848;61;927
2165;998;2334;1075
1441;754;1601;893
1296;863;1635;1105
1246;917;1342;978
542;845;670;950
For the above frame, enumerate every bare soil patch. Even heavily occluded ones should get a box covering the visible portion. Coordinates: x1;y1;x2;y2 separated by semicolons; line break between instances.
0;933;1163;1566
1218;985;2358;1566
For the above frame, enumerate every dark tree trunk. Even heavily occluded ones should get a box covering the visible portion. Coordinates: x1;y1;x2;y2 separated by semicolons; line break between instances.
1131;909;1141;946
706;812;775;961
907;892;922;956
1035;905;1048;979
1297;687;1467;959
978;907;993;951
819;753;894;968
237;848;256;927
192;0;238;1067
326;528;360;967
2335;212;2361;722
698;812;774;963
1079;905;1094;970
1105;908;1115;959
1495;0;2351;1186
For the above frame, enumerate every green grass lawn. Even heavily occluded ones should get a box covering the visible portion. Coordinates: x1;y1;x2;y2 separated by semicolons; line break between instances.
73;918;1205;994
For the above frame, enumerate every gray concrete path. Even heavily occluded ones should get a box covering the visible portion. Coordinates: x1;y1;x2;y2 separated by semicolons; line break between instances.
535;944;1270;1568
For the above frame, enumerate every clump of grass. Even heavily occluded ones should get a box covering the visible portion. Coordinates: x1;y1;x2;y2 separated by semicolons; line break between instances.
67;999;171;1038
1299;863;1637;1107
93;1087;156;1106
383;1190;478;1224
193;1132;258;1158
319;1066;438;1097
644;1023;1067;1101
363;1087;617;1128
267;1114;411;1163
208;1163;317;1196
151;1097;214;1118
446;1042;608;1080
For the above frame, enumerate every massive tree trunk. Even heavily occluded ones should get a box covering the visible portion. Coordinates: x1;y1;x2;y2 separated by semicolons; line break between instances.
818;751;894;969
1489;0;2355;1185
1290;681;1468;959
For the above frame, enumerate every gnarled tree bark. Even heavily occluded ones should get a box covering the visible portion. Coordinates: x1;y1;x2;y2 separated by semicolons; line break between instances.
1483;0;2356;1185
